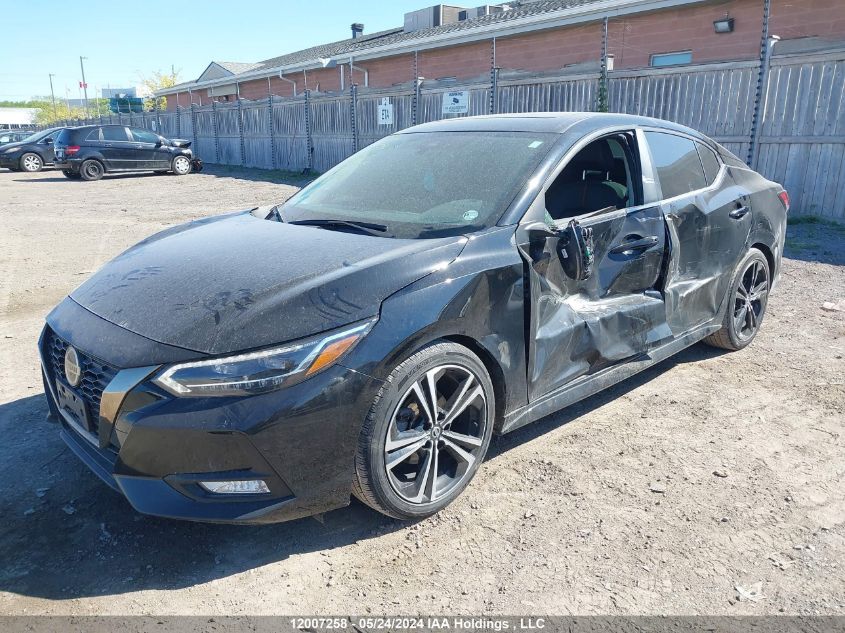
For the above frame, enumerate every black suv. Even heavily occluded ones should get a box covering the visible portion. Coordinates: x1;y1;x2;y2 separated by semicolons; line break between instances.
53;124;194;181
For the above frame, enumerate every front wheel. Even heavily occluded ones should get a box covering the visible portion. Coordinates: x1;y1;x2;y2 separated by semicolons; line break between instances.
352;341;495;520
79;159;104;181
20;153;43;172
172;155;191;175
704;248;770;351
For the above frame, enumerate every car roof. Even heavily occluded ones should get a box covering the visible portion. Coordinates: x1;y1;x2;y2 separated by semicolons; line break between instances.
399;112;707;140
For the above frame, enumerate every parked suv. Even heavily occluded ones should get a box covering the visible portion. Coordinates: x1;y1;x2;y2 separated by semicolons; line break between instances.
53;124;194;181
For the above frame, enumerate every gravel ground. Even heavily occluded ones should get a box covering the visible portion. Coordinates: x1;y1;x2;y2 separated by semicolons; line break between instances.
0;167;843;616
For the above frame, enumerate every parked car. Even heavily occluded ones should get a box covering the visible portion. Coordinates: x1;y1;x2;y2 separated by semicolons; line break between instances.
53;124;194;181
40;113;788;524
0;128;62;172
0;129;35;145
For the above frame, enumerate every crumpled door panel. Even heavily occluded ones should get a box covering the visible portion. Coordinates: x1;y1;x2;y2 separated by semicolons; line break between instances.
522;206;671;402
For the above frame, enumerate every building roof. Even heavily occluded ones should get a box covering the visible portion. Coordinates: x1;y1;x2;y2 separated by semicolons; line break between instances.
0;107;38;125
215;61;263;74
160;0;702;94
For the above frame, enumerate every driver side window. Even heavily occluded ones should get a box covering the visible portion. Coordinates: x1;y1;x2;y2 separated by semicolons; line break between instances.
544;133;641;222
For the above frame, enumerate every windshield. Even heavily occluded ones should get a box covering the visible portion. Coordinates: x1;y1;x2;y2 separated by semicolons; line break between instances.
22;129;57;143
281;131;557;239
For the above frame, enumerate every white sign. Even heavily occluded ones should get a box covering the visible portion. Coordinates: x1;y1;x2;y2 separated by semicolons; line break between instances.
377;97;394;126
442;90;469;114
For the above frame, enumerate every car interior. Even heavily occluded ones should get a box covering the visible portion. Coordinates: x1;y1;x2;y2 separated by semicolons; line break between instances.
544;134;641;222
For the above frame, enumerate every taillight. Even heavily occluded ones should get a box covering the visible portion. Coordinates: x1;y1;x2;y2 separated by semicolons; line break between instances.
778;190;790;212
65;145;81;155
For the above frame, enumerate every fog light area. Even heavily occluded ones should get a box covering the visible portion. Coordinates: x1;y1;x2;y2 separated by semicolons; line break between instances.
199;480;270;495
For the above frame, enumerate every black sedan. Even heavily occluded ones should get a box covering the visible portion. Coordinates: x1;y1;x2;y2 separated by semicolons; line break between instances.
40;113;788;524
53;124;194;181
0;128;62;172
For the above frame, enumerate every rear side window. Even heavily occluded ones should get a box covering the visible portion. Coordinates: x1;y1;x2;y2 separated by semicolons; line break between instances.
102;126;129;142
130;128;160;143
718;146;749;169
697;143;721;185
645;131;706;200
85;128;102;141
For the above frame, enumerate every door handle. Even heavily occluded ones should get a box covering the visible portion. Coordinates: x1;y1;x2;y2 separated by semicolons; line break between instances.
730;205;750;219
610;235;659;255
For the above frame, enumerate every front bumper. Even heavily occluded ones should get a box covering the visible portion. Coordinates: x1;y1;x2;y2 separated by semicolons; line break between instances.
0;154;21;168
40;310;381;524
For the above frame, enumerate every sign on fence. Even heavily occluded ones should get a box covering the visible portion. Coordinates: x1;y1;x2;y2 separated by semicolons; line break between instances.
442;91;469;114
378;98;394;126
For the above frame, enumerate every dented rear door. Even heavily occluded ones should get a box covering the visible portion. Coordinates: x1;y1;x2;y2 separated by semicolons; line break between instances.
643;132;753;334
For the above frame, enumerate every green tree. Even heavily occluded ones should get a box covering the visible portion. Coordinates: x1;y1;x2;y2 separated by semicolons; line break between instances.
33;101;86;125
140;69;181;111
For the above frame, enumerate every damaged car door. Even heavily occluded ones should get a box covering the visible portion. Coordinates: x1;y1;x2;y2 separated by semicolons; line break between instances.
517;131;671;402
643;131;753;334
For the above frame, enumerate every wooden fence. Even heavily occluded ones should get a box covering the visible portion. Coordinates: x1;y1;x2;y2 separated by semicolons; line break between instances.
55;47;845;219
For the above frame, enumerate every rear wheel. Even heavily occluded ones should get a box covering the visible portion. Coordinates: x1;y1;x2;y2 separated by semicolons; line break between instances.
172;155;191;175
352;341;494;519
20;153;43;172
704;248;770;351
62;170;81;180
79;159;104;181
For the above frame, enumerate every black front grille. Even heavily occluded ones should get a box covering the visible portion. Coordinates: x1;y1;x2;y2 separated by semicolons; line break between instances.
42;327;119;428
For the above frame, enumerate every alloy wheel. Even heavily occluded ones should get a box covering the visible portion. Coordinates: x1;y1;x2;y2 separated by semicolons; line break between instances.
384;364;487;505
733;259;769;341
22;155;41;171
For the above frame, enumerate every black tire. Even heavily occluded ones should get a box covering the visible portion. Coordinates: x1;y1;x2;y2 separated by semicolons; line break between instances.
352;341;495;520
20;152;43;172
172;155;192;176
704;247;770;351
79;159;104;181
62;170;81;180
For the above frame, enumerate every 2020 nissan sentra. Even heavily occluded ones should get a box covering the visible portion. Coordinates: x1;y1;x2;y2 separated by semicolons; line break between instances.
40;113;788;524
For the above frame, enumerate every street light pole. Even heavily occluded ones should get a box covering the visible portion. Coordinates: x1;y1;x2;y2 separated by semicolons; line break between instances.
48;73;57;119
79;56;90;118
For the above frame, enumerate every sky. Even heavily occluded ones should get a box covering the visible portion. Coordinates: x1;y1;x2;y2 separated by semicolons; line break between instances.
0;0;428;101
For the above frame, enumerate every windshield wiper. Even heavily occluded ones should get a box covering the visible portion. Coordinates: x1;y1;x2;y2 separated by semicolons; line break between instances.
288;219;389;236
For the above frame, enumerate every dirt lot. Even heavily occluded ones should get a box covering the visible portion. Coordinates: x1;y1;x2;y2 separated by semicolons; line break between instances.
0;167;843;616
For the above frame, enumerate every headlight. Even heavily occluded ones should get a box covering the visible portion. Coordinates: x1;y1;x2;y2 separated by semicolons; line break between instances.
153;319;375;397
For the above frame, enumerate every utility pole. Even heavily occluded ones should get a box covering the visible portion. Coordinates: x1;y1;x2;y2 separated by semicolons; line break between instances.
79;56;90;118
48;73;57;119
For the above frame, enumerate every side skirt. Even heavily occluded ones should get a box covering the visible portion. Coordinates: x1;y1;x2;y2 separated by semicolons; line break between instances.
499;322;720;435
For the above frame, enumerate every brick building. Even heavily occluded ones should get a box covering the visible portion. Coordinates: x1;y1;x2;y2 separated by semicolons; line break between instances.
159;0;845;109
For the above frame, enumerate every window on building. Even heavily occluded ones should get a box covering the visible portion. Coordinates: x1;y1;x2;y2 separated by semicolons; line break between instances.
696;143;722;185
650;51;693;67
645;131;706;200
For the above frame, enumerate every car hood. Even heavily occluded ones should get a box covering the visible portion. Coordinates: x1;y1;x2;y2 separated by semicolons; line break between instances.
70;211;467;355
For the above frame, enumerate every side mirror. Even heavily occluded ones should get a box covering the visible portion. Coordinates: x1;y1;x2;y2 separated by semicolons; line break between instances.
155;139;164;147
44;137;53;144
523;221;558;242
